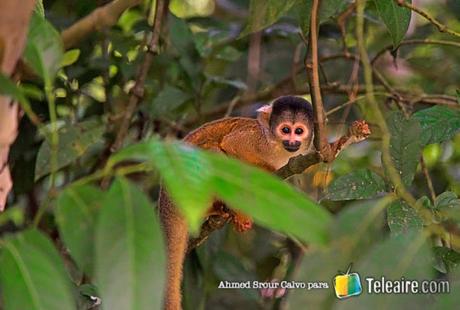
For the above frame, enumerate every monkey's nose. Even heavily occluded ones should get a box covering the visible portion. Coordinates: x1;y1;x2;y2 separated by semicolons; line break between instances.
283;140;300;152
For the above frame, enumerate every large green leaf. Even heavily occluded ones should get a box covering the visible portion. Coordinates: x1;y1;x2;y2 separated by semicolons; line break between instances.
295;0;350;34
95;178;166;310
0;229;76;310
240;0;298;36
289;199;387;308
432;269;460;308
23;13;63;85
325;168;386;201
109;139;331;245
433;246;460;273
335;232;433;309
413;106;460;146
386;111;422;187
387;199;423;235
373;0;412;47
56;185;103;276
35;119;105;180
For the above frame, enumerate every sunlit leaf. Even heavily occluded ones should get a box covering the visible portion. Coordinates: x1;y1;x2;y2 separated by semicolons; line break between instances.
95;178;166;310
0;229;76;310
61;49;81;67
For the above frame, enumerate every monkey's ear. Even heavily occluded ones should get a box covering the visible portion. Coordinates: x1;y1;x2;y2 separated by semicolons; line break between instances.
257;105;272;127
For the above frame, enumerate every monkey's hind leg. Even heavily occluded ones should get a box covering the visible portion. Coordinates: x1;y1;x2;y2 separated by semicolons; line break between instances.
159;188;188;310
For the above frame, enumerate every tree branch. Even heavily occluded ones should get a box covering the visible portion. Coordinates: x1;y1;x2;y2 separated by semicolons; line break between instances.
61;0;143;49
372;39;460;65
306;0;334;162
395;0;460;38
109;0;166;153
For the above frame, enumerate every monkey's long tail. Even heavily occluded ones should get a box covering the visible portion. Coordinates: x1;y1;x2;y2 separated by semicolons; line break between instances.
159;188;188;310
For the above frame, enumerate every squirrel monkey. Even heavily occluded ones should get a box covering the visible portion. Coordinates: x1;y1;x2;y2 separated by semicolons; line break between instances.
159;96;314;310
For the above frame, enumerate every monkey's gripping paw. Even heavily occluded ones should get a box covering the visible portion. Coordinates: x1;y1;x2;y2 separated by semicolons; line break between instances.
349;120;371;141
232;213;253;232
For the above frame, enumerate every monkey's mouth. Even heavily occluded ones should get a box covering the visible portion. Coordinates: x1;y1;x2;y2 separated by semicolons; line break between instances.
282;141;300;152
284;145;300;152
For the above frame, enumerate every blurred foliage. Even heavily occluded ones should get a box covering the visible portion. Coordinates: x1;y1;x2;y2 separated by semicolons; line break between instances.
0;0;459;309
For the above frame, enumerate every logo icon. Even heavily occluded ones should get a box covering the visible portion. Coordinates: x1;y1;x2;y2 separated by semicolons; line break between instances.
333;264;362;299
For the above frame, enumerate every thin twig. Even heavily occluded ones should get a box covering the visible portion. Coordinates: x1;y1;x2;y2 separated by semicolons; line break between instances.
372;39;460;65
395;0;460;38
110;0;166;153
356;0;432;221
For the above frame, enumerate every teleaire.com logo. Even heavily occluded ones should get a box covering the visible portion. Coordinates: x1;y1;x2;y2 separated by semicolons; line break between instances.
333;264;450;300
333;264;362;299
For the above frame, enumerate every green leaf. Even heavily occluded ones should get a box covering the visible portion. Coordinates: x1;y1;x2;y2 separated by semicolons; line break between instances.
56;185;104;276
35;119;105;180
23;13;63;85
456;89;460;104
373;0;412;47
34;0;45;17
435;191;460;210
169;14;195;55
335;232;433;309
95;178;166;310
0;229;76;310
432;269;460;308
289;198;389;308
413;106;460;145
387;200;423;235
240;0;298;36
109;139;332;245
386;111;423;187
433;246;460;273
61;49;81;67
0;73;31;106
325;168;386;201
295;0;350;34
109;142;214;233
151;85;191;117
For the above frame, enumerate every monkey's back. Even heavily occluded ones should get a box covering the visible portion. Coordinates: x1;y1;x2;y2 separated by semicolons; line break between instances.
184;117;258;149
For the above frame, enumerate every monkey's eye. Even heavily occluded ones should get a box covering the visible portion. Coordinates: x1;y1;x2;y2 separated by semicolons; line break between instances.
281;127;291;134
295;128;304;135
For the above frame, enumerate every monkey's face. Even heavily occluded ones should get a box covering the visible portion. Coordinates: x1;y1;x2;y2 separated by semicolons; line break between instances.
273;120;312;152
268;96;314;153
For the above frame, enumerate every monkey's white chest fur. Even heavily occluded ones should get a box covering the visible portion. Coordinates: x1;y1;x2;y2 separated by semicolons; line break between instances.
267;141;311;171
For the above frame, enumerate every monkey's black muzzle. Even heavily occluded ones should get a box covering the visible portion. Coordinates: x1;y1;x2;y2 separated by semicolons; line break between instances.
282;140;301;152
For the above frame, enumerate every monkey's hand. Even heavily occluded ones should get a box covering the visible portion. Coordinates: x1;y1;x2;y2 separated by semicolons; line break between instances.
349;120;371;142
232;212;253;232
